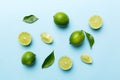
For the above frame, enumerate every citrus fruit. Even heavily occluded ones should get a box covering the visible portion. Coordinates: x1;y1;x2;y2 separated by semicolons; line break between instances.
58;56;73;70
21;51;36;66
18;32;32;46
53;12;69;26
69;30;85;46
81;54;93;64
40;32;53;44
89;15;103;29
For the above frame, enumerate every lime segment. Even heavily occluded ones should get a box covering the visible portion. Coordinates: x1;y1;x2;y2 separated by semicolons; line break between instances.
18;32;32;46
81;54;93;64
89;15;103;29
41;32;53;44
58;56;72;70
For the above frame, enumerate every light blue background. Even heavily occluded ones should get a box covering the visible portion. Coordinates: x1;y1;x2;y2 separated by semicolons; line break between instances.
0;0;120;80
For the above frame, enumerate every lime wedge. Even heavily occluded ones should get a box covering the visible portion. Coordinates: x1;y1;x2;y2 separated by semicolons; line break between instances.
58;56;72;70
18;32;32;46
89;15;103;29
81;54;93;64
40;32;53;44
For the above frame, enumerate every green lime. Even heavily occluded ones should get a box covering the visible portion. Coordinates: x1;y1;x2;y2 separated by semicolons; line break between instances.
21;51;36;66
18;32;32;46
58;56;72;70
40;32;53;44
53;12;69;26
69;30;85;46
81;54;93;64
89;15;103;29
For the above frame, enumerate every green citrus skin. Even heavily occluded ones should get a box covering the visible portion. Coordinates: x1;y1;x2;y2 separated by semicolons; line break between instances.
21;51;36;66
69;30;85;46
53;12;69;26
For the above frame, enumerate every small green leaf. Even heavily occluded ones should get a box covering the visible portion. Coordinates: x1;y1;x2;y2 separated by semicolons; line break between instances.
85;32;94;48
23;15;38;24
42;51;55;68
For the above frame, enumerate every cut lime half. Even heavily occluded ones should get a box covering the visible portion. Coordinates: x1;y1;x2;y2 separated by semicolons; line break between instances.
89;15;103;29
81;54;93;64
58;56;72;70
18;32;32;46
40;32;53;44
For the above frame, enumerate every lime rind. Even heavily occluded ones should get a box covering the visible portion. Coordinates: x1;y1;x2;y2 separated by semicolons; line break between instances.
89;15;103;29
58;56;73;70
81;54;93;64
41;32;53;44
18;32;32;46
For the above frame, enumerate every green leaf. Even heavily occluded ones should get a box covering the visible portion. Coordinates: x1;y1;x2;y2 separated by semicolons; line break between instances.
23;15;38;24
85;32;94;48
42;51;55;68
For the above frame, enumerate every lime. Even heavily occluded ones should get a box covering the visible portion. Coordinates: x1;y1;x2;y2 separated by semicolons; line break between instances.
69;30;85;46
53;12;69;26
18;32;32;46
81;54;93;64
89;15;103;29
21;51;36;66
40;32;53;44
58;56;72;70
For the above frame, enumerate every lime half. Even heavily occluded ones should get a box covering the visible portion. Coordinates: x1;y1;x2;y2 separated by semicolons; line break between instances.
18;32;32;46
40;32;53;44
58;56;72;70
89;15;103;29
81;54;93;64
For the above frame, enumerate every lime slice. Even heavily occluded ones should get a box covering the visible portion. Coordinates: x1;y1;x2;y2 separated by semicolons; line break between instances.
81;54;93;64
40;32;53;44
58;56;72;70
18;32;32;46
89;15;103;29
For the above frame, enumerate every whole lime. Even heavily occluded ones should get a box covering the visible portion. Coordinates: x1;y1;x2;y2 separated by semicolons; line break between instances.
53;12;69;26
69;30;85;46
21;51;36;66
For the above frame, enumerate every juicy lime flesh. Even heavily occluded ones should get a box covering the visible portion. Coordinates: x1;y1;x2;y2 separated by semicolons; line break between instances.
41;32;53;44
54;12;69;26
58;56;72;70
70;30;85;46
18;32;32;46
81;54;92;64
22;51;36;66
89;15;103;29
